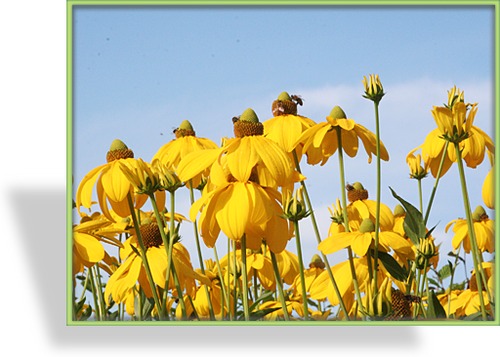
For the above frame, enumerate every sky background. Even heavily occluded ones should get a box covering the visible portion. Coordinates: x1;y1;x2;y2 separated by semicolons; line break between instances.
73;5;495;272
1;0;499;354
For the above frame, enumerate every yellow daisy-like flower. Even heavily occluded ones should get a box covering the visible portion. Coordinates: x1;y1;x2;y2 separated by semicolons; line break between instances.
309;256;386;314
406;147;429;180
152;120;219;188
179;259;226;320
104;220;209;306
297;105;389;166
266;248;300;285
263;91;318;161
418;88;494;178
289;254;326;300
448;262;494;317
445;206;495;254
318;218;414;260
345;182;395;231
72;212;126;275
177;108;303;191
482;166;494;209
190;178;292;254
219;248;276;291
75;139;149;221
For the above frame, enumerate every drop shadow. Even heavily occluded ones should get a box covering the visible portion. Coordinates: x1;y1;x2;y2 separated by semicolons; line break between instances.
10;186;419;349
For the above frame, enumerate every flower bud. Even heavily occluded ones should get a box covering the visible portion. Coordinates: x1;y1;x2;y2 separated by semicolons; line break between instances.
362;74;385;104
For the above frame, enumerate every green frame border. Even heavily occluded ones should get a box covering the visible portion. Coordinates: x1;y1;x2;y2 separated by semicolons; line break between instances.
66;0;500;326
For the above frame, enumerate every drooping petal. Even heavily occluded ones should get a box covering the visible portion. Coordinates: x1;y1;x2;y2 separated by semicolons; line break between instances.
226;137;258;182
215;183;249;241
176;148;223;183
76;163;107;211
73;232;105;264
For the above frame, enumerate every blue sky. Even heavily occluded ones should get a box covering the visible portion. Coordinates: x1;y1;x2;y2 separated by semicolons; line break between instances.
72;5;495;271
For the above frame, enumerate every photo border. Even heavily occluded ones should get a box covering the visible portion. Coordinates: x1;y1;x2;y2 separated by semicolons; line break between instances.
66;0;500;326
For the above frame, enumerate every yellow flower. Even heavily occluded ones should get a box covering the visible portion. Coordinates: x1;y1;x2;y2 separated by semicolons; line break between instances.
446;206;495;253
177;108;304;191
297;105;389;166
104;220;209;305
289;254;325;300
263;91;318;161
72;212;126;275
482;166;494;209
266;248;300;285
362;74;385;104
318;218;414;260
309;256;385;314
179;260;226;320
190;180;292;253
152;120;219;188
419;89;494;178
345;182;395;231
406;147;429;180
448;262;494;317
75;139;149;221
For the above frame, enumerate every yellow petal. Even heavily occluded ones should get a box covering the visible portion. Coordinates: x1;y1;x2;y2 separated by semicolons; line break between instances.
215;183;249;240
176;148;222;183
226;137;258;182
73;232;105;264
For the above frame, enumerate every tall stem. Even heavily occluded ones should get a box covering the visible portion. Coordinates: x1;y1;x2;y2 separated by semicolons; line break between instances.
424;141;449;225
188;183;215;320
293;220;309;320
372;101;382;298
335;127;366;317
291;149;349;319
240;235;250;321
270;251;290;321
454;143;488;320
126;193;166;320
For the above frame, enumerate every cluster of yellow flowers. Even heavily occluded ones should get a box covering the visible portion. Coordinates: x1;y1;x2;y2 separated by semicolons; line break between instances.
72;76;495;322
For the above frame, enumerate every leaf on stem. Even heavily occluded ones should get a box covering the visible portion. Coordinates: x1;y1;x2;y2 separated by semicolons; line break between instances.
389;187;427;246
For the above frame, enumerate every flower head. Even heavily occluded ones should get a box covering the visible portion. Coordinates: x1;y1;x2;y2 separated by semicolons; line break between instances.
406;148;429;180
446;206;495;254
362;74;385;104
75;139;149;221
297;105;389;165
418;88;494;178
263;91;317;160
152;120;219;188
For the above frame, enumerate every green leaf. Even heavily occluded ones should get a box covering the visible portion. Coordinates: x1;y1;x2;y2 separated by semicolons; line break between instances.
427;277;440;288
389;187;426;246
438;262;453;279
372;250;408;281
426;289;447;319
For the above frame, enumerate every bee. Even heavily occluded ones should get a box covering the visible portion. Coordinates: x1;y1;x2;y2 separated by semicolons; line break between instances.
172;126;179;134
232;115;240;123
272;101;286;116
291;94;304;106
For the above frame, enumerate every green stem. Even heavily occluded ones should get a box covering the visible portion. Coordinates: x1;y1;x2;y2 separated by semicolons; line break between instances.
213;245;230;320
126;193;166;320
424;141;450;225
88;266;101;321
335;127;366;318
291;149;349;319
454;143;488;320
372;101;382;299
417;179;424;214
270;251;290;321
292;220;309;320
188;183;215;320
240;235;250;321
